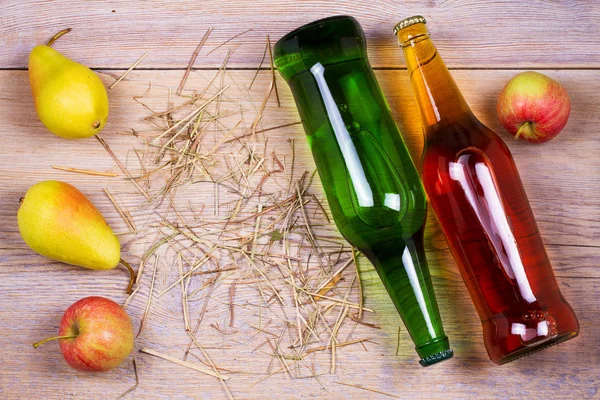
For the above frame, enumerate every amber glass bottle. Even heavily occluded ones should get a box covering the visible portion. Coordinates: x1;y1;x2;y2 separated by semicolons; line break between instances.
394;16;579;364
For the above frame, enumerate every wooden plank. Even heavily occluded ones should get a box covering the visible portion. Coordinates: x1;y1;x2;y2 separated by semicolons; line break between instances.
0;270;596;399
0;67;597;400
2;1;600;69
0;69;597;245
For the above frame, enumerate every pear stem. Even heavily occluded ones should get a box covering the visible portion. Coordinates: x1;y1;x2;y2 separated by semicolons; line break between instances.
33;334;78;349
47;28;72;47
120;258;136;295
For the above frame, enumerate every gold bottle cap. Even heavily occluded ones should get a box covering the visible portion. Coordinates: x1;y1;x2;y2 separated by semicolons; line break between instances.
393;15;427;36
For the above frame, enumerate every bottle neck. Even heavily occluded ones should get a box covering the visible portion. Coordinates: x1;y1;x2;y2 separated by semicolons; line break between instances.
397;23;474;129
368;237;452;365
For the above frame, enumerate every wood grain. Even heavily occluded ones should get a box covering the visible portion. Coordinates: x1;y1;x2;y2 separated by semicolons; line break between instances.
0;63;598;400
2;0;600;69
1;69;597;245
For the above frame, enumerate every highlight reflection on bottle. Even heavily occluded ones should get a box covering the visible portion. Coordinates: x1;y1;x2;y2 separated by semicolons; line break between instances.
395;15;579;364
274;15;453;366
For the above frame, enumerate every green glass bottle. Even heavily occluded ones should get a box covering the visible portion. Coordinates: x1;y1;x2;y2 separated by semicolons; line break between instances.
274;15;453;366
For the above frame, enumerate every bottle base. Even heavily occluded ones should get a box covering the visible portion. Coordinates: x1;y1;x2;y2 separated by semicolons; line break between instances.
493;330;578;365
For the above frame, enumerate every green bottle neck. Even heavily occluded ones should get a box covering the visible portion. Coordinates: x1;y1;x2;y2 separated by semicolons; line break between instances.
369;238;452;366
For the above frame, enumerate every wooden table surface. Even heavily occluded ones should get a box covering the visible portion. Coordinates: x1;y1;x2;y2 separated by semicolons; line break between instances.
1;1;599;399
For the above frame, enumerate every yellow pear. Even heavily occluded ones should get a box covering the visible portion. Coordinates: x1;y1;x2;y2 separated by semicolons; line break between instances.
18;181;134;292
28;30;109;139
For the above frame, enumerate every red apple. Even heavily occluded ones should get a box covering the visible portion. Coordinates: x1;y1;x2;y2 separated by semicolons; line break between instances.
497;71;571;143
33;296;134;372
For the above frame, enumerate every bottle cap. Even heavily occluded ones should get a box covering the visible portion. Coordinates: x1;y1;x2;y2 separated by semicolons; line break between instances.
415;336;454;367
393;15;427;36
420;348;454;367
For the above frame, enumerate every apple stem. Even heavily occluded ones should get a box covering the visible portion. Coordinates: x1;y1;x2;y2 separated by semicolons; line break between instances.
47;28;72;47
32;334;78;349
120;258;136;295
515;122;532;140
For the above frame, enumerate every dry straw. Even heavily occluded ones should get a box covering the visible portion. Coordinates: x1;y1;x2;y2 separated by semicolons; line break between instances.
95;30;377;398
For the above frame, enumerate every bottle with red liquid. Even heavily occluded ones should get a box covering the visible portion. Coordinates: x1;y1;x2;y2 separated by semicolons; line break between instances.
394;16;579;364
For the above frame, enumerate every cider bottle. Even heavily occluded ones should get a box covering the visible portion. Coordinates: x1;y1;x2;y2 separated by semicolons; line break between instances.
274;16;453;366
394;16;579;364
